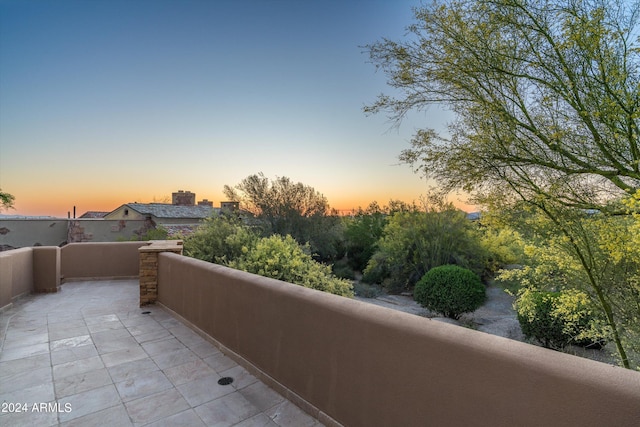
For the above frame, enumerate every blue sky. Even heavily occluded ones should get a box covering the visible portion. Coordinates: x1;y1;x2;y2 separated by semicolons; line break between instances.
0;0;459;216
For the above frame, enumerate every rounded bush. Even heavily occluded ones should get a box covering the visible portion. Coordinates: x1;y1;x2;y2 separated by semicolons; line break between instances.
414;265;486;319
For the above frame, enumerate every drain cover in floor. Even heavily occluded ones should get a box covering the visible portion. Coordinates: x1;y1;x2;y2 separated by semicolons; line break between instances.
218;377;234;386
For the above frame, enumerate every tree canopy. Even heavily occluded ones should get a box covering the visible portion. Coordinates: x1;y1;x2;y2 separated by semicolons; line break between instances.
366;0;640;211
0;189;15;211
223;173;342;260
223;173;329;223
366;0;640;368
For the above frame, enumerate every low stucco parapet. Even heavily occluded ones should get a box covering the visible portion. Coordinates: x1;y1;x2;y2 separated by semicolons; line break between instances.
156;251;640;427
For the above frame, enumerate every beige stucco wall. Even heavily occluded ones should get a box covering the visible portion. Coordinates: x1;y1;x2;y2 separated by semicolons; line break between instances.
67;219;150;242
1;242;143;310
157;252;640;427
0;219;152;248
61;242;146;280
33;246;60;292
0;219;68;248
0;248;33;310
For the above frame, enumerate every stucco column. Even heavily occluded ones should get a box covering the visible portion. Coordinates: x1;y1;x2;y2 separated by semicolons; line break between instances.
139;240;183;306
33;246;61;293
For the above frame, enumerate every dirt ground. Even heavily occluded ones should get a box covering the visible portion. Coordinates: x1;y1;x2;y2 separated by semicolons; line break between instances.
355;282;617;365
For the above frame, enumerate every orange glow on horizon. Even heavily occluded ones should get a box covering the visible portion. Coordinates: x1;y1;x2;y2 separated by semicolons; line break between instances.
4;186;477;218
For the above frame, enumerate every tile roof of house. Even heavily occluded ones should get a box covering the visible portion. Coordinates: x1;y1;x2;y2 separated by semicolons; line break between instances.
127;203;217;219
79;211;110;218
162;224;201;237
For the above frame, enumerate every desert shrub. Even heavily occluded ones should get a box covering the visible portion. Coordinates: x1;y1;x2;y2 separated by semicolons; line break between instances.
414;265;486;319
516;288;607;350
479;226;525;273
361;251;390;284
183;215;257;265
353;282;384;298
363;207;489;293
343;204;387;271
229;235;354;297
332;259;356;280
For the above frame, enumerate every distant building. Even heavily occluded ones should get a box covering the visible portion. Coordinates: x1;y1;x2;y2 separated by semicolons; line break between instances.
0;191;226;247
172;190;196;206
104;203;217;223
220;201;240;211
103;190;220;237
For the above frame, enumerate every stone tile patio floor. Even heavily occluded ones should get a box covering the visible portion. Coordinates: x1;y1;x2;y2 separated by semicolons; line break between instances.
0;280;323;427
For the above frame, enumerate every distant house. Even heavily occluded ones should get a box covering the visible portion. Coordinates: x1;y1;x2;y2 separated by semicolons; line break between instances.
103;203;218;224
102;191;226;237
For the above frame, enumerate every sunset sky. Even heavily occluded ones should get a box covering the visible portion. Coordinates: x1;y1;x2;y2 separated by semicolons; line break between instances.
0;0;465;217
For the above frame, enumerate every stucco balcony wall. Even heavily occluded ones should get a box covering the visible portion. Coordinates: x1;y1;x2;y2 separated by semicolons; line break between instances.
157;251;640;427
60;241;147;280
0;247;33;309
1;242;145;309
1;242;639;425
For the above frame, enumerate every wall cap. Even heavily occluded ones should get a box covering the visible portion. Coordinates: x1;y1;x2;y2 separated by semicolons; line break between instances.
139;240;183;253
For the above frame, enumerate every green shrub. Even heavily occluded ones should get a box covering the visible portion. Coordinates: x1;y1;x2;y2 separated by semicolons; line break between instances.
361;252;389;284
515;288;606;350
229;235;354;297
343;205;387;271
414;265;486;319
363;207;489;293
353;282;384;298
332;259;356;280
183;215;257;265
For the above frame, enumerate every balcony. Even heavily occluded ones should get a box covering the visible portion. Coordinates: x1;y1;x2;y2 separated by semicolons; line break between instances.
1;242;639;426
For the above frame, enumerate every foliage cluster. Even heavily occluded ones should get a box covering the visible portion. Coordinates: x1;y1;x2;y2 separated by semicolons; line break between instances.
342;202;388;272
496;205;640;367
184;216;353;297
414;265;486;319
365;0;640;369
228;235;354;297
362;199;489;293
183;216;257;265
0;189;14;211
515;288;607;350
368;0;640;210
222;173;344;260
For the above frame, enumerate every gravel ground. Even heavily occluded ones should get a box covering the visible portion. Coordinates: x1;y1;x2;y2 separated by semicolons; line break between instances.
355;283;618;365
356;283;522;339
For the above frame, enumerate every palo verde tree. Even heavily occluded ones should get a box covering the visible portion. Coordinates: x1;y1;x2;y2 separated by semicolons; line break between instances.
365;0;640;367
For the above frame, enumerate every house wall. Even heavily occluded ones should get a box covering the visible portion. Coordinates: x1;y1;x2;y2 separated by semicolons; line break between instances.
157;252;640;427
103;205;147;220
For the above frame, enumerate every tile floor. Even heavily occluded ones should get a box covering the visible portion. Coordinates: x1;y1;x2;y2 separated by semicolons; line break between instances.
0;280;324;426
